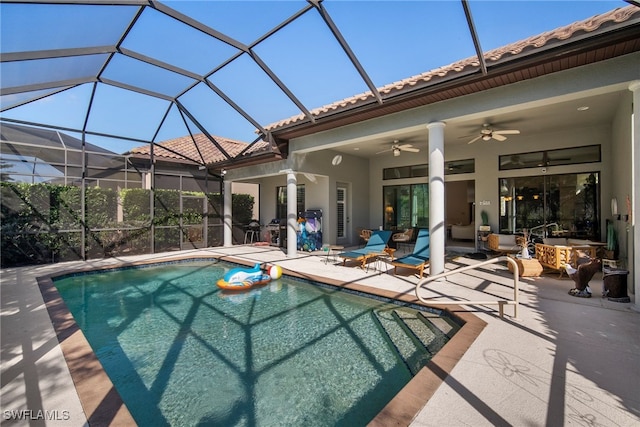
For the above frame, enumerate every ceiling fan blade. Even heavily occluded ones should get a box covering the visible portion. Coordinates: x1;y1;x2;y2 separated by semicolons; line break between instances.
458;133;477;139
493;130;520;135
375;148;392;154
492;133;507;142
402;147;420;153
397;144;414;149
467;135;482;144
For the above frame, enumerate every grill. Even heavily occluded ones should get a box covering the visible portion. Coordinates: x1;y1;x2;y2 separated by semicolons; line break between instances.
266;219;286;247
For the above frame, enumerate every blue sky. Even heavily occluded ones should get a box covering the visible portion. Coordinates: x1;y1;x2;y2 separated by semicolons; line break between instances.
0;0;628;153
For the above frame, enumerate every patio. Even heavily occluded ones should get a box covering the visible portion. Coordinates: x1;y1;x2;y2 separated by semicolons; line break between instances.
2;246;638;426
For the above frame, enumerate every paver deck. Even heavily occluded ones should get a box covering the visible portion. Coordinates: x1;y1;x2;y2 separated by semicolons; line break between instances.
2;246;638;426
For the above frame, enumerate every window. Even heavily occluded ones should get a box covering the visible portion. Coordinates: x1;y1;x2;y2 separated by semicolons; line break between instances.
383;164;428;180
499;145;600;170
383;160;474;179
445;159;475;175
383;184;429;229
276;185;305;220
499;172;600;240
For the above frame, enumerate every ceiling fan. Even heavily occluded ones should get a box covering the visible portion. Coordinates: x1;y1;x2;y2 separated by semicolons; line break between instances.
376;140;420;157
467;124;520;144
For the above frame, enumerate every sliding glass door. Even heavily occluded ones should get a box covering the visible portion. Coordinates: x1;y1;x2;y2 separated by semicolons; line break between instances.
499;172;600;240
383;184;429;230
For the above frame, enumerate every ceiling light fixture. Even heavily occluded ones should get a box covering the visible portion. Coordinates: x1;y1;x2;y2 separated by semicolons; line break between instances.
393;148;401;157
577;106;589;111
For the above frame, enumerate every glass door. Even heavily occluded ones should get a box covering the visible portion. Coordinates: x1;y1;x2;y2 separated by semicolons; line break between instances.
499;172;600;240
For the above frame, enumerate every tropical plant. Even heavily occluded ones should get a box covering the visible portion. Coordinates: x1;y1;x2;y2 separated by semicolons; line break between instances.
606;221;618;258
481;210;489;226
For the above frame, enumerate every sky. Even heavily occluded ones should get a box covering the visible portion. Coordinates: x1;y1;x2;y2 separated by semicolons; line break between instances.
0;0;630;154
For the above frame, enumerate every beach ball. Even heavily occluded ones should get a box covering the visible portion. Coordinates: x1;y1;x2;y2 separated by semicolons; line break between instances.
269;265;282;280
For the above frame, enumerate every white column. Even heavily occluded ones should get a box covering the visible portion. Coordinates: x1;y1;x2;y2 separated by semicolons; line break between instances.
629;81;640;311
427;121;446;276
223;179;232;247
287;172;298;257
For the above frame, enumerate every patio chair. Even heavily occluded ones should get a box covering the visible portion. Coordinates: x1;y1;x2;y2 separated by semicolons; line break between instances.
340;230;392;270
358;228;372;247
392;228;414;252
390;228;430;278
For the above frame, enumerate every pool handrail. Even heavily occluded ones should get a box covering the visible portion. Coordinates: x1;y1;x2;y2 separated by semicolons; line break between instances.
415;256;520;320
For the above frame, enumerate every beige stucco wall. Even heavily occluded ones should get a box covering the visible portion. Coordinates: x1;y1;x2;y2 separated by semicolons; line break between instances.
610;90;634;293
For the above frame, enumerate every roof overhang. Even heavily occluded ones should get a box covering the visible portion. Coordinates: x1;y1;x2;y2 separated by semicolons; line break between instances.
269;14;640;143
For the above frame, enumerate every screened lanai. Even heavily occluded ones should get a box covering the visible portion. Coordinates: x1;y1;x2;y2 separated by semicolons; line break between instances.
1;0;638;266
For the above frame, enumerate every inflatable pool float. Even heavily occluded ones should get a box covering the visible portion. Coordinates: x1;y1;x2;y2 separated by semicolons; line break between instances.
216;263;282;291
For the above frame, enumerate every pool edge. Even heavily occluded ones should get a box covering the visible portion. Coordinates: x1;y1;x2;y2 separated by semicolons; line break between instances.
38;254;487;427
37;275;137;426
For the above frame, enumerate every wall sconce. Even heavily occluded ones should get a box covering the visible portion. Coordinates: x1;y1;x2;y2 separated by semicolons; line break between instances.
611;197;620;220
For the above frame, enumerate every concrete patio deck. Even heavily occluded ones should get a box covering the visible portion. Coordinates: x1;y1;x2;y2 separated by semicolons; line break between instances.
2;245;639;426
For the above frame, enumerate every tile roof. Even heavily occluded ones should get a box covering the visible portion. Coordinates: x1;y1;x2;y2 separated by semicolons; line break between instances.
265;5;640;132
129;133;269;165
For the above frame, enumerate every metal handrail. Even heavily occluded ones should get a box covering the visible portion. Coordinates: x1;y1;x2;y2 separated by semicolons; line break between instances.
415;256;520;320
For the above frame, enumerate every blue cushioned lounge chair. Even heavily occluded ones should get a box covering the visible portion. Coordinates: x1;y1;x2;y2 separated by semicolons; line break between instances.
340;230;392;270
391;228;430;278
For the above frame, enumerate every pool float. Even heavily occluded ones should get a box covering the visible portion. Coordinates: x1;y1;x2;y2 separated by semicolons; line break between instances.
216;263;282;291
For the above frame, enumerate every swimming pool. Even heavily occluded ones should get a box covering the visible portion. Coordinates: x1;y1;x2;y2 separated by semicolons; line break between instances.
53;259;458;426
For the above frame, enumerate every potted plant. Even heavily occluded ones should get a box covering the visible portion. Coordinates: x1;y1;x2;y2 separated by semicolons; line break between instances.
479;210;491;233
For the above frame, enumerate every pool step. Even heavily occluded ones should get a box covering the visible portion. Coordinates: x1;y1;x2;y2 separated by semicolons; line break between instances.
394;310;460;354
373;308;453;375
373;309;429;375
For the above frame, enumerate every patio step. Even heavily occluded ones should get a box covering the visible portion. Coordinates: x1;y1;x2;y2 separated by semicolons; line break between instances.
373;308;452;375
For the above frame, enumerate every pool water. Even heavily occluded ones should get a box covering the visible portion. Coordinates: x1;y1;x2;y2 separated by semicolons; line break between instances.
54;260;456;426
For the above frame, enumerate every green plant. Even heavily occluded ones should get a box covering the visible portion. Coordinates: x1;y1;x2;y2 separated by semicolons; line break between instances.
481;210;489;226
606;221;618;254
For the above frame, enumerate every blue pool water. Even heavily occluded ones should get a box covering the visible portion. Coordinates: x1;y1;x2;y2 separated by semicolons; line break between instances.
54;260;455;426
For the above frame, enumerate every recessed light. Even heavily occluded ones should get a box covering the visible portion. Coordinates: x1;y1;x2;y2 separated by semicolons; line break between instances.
353;147;359;151
577;106;589;111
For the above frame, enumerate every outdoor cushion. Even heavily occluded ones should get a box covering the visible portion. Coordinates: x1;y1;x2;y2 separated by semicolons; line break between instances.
487;234;519;253
543;237;568;246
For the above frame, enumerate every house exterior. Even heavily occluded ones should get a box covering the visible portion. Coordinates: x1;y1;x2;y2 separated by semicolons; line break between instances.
217;6;640;305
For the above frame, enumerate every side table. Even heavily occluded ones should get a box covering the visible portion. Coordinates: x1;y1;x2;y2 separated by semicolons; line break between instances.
383;247;396;261
324;245;344;264
508;256;543;277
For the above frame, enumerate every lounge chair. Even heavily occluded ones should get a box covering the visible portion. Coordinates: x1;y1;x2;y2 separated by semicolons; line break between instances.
340;230;392;269
391;228;430;278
